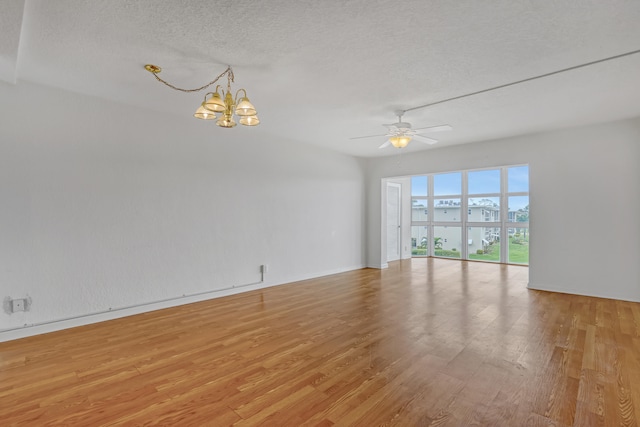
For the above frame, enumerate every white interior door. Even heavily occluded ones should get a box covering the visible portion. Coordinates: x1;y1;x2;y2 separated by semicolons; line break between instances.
386;182;401;262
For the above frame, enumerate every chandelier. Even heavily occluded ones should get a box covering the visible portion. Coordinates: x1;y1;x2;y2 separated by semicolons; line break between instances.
144;64;259;128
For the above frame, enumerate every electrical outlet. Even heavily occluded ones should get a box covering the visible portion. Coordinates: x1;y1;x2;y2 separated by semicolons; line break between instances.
11;298;26;313
261;264;268;274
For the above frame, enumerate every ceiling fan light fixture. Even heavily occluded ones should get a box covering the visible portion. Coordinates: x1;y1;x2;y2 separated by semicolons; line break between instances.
389;135;411;148
350;111;452;149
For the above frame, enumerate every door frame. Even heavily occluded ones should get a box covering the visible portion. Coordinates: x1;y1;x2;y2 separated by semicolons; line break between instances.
386;182;402;263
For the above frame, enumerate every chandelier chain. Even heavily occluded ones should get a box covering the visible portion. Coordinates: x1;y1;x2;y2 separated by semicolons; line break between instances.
150;66;234;93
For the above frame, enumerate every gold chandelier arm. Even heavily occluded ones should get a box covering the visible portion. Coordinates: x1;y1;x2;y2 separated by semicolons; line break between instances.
146;65;234;93
235;88;247;100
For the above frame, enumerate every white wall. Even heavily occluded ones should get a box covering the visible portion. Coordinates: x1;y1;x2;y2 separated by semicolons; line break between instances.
367;117;640;302
2;79;638;343
0;81;366;341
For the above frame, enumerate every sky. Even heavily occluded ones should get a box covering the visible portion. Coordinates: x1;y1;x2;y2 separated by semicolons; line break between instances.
411;166;529;210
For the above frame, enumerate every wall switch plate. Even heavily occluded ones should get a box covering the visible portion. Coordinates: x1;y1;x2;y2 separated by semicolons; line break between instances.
11;298;26;313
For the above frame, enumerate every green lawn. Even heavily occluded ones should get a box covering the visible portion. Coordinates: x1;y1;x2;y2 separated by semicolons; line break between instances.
412;235;529;264
434;249;460;258
469;243;500;262
412;248;461;258
508;235;529;264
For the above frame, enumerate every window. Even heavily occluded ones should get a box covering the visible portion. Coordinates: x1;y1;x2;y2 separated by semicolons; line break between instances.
507;166;529;264
411;226;428;256
434;227;460;258
434;172;461;196
469;227;501;262
412;199;428;221
508;166;529;192
410;165;529;264
411;176;429;256
469;197;500;222
411;176;428;196
468;169;500;194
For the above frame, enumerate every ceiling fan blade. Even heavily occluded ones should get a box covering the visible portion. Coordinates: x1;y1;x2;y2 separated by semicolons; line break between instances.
413;124;452;132
378;140;391;149
413;134;438;145
349;133;389;140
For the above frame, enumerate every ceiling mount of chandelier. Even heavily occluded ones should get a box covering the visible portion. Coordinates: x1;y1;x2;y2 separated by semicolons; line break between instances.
145;64;259;128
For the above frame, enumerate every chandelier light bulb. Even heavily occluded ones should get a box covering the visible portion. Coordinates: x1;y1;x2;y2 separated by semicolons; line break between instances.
203;90;226;113
239;115;260;126
194;105;216;120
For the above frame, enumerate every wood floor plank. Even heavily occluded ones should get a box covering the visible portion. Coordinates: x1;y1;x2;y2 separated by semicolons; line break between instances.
1;258;639;425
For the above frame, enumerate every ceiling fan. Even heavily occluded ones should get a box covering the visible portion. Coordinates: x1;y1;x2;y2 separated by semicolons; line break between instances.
350;111;452;148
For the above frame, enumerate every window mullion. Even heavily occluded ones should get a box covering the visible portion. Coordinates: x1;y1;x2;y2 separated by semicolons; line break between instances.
428;175;434;257
461;170;468;260
500;166;508;263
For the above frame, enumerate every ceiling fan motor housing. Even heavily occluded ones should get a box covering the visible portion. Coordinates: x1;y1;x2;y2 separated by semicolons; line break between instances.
388;122;415;137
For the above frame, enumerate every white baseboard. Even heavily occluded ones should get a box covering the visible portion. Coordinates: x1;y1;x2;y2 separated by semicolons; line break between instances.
282;264;366;284
0;264;366;343
366;263;387;269
527;283;640;303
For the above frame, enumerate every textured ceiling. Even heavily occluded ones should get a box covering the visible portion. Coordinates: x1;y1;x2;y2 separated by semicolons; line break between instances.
4;0;640;157
0;0;24;84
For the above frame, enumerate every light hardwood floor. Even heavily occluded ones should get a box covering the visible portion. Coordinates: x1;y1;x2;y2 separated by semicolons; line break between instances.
1;259;639;426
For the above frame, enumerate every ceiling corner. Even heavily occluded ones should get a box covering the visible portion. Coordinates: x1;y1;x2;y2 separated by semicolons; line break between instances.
0;0;26;84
